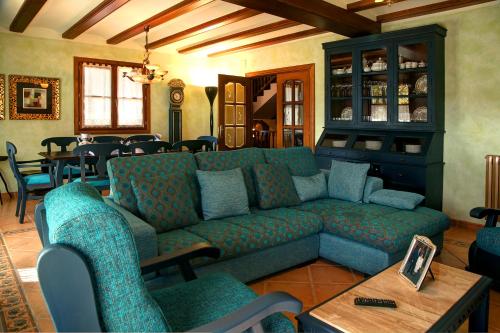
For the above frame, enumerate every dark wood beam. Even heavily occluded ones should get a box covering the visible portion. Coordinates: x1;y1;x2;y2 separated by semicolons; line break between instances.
347;0;407;12
208;28;327;57
148;8;260;49
219;0;380;37
377;0;496;23
9;0;47;33
62;0;130;39
178;19;300;54
107;0;214;45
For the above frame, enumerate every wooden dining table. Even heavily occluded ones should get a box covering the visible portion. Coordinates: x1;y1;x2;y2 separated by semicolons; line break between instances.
39;151;81;187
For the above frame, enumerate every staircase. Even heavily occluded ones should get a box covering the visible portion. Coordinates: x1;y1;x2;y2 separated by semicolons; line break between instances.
252;75;277;120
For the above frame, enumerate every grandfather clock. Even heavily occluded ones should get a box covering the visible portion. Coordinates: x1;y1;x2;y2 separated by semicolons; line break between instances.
168;79;185;143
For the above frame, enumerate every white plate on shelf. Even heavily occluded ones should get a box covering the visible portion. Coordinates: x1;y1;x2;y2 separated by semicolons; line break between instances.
412;106;428;122
415;75;427;94
405;144;422;154
365;140;382;150
332;140;347;148
340;107;352;120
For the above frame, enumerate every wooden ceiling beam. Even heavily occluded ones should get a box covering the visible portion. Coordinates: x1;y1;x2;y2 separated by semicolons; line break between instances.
219;0;380;37
377;0;496;23
147;8;260;49
62;0;130;39
107;0;214;45
177;19;300;54
208;28;327;57
9;0;47;33
347;0;407;12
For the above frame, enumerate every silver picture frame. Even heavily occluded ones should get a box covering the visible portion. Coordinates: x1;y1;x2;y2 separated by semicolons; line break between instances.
398;235;437;291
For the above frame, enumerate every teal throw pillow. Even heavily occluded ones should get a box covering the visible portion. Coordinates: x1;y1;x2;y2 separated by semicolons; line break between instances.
131;176;199;233
292;173;328;202
328;160;370;202
368;189;425;210
196;168;250;220
254;163;300;209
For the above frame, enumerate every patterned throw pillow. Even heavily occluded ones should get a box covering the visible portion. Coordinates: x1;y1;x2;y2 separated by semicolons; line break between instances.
328;160;370;202
253;163;300;209
131;176;199;233
292;173;328;202
196;168;250;220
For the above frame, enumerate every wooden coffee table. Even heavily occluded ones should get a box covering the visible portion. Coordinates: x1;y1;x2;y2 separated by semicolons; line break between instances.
297;262;492;332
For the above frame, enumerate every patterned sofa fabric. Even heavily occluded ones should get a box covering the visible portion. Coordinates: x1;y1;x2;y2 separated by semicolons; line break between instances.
195;148;265;207
157;229;214;267
107;152;200;215
184;211;322;260
263;147;320;176
294;198;449;254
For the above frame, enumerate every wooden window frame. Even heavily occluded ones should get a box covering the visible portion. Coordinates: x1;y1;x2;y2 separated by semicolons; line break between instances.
74;57;151;134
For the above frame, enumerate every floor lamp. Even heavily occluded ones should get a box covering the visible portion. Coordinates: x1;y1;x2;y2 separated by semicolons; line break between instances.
205;86;218;136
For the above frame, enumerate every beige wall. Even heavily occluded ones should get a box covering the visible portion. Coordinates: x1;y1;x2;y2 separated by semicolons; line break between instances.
1;2;499;224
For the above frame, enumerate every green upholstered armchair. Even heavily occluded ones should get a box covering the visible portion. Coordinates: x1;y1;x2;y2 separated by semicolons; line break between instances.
36;182;301;332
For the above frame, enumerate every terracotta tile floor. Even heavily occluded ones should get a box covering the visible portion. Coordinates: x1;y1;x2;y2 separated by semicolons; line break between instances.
0;193;499;332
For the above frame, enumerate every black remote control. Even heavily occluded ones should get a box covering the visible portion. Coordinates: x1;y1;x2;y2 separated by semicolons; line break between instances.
354;297;397;308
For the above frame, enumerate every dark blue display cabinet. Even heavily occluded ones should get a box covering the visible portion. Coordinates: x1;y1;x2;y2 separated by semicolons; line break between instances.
316;25;446;210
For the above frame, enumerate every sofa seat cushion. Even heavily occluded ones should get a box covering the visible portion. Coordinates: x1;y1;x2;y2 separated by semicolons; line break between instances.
151;272;294;332
157;229;213;267
195;148;265;207
264;147;320;176
186;211;320;260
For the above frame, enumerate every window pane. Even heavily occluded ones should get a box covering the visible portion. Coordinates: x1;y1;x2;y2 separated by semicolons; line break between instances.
117;69;144;127
83;64;112;127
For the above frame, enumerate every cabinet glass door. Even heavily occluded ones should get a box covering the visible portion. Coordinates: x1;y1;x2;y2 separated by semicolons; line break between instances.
360;47;389;123
397;42;429;123
330;52;353;122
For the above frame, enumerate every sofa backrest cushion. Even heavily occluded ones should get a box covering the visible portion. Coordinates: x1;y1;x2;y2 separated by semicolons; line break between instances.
107;152;199;215
131;176;200;232
253;163;301;209
263;147;320;177
44;182;169;332
195;148;265;207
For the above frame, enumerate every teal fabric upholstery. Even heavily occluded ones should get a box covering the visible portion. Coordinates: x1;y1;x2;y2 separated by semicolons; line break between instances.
254;163;300;209
363;176;384;203
131;176;199;232
25;173;52;185
107;152;200;214
368;189;425;210
292;173;328;202
264;147;320;176
151;272;293;333
157;229;213;267
328;160;370;202
73;176;110;188
196;168;250;220
477;228;500;256
104;198;157;260
195;148;265;207
44;183;169;332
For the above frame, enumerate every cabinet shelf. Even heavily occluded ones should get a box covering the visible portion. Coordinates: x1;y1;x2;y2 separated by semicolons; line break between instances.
398;94;427;98
332;97;353;100
399;68;427;73
362;71;388;76
331;73;353;78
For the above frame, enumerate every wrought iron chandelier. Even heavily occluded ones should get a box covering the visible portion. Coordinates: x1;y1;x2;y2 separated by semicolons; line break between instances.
121;26;167;84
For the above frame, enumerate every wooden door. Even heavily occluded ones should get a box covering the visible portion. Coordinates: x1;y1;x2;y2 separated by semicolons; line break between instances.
218;74;252;150
276;70;313;148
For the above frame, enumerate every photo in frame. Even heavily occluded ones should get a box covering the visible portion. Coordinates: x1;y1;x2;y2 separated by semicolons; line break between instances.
0;74;4;120
398;235;437;291
9;75;60;120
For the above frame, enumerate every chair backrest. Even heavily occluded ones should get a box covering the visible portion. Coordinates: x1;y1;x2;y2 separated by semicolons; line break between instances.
5;141;25;185
172;139;213;153
124;135;157;145
41;137;78;153
73;143;128;179
42;182;169;331
128;141;172;156
197;136;218;151
92;136;124;144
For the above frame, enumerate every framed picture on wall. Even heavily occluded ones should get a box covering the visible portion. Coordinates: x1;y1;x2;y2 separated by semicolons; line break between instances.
9;74;60;120
0;74;5;120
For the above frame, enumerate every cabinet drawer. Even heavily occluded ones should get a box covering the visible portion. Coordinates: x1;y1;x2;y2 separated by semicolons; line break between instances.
377;164;426;188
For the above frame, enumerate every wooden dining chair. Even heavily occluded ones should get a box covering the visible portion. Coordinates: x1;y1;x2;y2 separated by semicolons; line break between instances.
172;140;213;153
92;136;124;144
197;135;218;151
6;142;55;223
128;141;172;156
70;143;129;192
41;136;82;181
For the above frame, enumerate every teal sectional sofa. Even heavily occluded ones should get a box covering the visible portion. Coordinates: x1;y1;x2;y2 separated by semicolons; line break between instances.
105;147;449;278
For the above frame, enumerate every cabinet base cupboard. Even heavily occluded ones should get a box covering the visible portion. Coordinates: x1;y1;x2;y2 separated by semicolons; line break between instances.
316;25;446;210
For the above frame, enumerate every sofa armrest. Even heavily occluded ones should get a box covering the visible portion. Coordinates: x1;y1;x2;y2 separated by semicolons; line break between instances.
189;292;302;333
363;176;383;203
140;242;220;281
103;198;157;260
470;207;500;228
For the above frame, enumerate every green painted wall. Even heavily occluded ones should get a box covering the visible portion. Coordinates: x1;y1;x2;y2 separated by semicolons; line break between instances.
1;2;499;224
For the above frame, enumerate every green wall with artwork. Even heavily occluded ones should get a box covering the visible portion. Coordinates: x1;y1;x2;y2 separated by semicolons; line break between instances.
0;2;499;224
